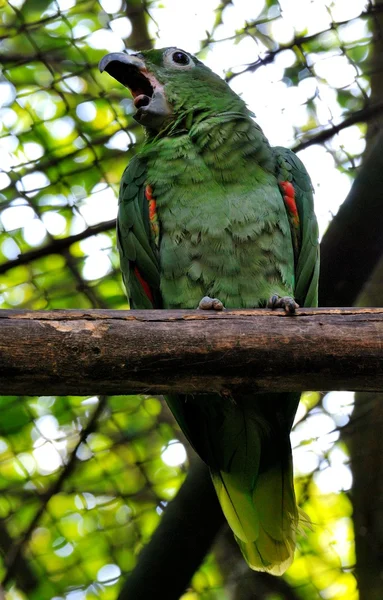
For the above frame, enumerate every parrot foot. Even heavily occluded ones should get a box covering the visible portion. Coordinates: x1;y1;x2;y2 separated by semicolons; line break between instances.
267;294;299;315
198;296;224;311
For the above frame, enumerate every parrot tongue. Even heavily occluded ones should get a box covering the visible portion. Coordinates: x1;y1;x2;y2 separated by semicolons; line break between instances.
133;94;151;109
99;52;172;129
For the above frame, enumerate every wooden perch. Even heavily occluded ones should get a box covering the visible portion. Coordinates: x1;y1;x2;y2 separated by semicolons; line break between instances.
0;307;382;395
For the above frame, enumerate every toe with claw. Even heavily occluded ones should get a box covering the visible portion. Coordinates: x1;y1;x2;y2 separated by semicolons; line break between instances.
198;296;224;311
267;294;299;315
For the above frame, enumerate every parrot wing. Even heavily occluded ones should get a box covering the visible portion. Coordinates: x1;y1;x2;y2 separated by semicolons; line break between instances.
117;155;162;309
275;146;320;308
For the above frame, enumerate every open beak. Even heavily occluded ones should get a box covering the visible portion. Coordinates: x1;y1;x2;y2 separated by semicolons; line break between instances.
99;52;172;128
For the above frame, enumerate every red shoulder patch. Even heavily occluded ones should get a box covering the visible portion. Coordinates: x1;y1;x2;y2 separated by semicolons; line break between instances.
280;181;298;217
134;266;154;304
280;181;301;260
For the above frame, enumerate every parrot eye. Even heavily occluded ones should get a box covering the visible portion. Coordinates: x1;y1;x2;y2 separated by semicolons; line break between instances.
163;48;195;70
172;51;190;65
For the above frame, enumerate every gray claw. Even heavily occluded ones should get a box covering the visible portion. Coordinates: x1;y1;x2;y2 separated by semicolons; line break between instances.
268;294;279;309
198;296;224;311
267;295;299;315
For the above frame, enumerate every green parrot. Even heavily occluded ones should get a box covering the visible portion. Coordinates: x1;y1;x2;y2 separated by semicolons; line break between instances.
99;47;319;575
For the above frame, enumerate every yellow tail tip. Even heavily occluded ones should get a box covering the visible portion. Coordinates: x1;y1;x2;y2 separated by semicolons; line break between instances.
236;532;295;575
236;507;312;575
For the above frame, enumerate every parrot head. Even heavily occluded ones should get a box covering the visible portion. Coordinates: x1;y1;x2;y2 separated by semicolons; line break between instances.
99;47;246;132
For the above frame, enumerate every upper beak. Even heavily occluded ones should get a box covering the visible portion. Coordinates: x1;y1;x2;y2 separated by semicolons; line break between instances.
98;52;147;91
99;52;146;76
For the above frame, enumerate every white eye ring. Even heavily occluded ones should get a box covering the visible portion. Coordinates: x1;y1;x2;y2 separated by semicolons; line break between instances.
163;48;195;70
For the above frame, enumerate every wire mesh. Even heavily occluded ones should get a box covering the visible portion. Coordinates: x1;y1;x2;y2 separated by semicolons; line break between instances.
0;0;381;598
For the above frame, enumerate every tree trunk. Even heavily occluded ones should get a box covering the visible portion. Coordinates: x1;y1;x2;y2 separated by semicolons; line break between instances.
350;257;383;600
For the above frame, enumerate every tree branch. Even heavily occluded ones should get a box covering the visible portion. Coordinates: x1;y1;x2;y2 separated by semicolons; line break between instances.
293;102;383;153
1;308;383;395
117;460;223;600
0;220;116;274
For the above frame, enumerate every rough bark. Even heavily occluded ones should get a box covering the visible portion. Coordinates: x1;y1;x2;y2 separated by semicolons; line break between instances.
1;308;383;395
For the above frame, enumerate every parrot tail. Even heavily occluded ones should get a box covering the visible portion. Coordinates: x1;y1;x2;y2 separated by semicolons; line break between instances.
211;447;305;575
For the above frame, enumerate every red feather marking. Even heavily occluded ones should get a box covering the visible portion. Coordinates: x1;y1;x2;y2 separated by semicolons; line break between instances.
280;181;298;217
146;185;157;221
134;266;154;304
145;184;159;242
280;180;301;260
149;198;157;221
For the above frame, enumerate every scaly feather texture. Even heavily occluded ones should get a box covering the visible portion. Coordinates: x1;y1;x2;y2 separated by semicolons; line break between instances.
100;47;320;574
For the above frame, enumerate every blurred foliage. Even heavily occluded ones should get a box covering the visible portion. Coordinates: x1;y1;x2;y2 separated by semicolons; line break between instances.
0;0;379;598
